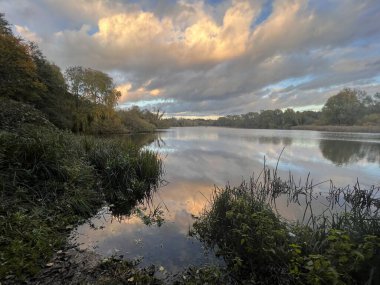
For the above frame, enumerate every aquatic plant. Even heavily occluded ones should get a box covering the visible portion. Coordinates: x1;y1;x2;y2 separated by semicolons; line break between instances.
0;100;162;282
192;159;380;284
83;136;163;217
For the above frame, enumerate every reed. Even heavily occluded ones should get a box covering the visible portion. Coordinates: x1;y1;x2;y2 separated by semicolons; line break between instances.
192;158;380;284
0;100;162;282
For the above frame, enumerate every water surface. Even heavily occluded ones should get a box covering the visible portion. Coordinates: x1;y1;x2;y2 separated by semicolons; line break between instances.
72;127;380;272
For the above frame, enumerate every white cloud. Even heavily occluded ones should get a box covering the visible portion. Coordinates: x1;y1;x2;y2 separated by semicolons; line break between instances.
2;0;380;115
15;25;42;43
47;0;257;69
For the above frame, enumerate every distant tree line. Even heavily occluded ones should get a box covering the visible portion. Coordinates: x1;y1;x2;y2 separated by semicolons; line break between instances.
1;13;378;132
169;88;380;129
0;13;166;134
321;88;380;126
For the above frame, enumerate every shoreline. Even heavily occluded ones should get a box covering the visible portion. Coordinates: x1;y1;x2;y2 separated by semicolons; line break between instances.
172;125;380;134
291;125;380;133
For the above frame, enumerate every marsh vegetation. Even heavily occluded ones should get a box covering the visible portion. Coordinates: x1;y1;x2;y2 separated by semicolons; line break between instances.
191;164;380;284
0;13;164;283
0;99;163;282
1;12;380;285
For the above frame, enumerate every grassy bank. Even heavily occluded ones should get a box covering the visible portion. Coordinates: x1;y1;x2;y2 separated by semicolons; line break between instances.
0;99;162;282
191;167;380;284
291;125;380;133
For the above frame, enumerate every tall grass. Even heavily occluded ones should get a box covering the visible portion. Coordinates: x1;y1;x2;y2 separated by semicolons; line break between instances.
192;161;380;284
0;126;98;280
83;137;163;216
0;99;162;281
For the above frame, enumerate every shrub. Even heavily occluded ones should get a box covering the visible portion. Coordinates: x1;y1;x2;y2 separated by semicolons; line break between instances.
0;100;162;281
192;168;380;284
193;185;291;284
83;137;162;216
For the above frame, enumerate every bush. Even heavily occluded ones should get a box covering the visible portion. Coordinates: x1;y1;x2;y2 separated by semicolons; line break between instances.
0;125;100;280
192;169;380;284
0;98;55;131
118;107;157;133
0;100;162;281
193;185;291;284
359;113;380;126
84;137;162;216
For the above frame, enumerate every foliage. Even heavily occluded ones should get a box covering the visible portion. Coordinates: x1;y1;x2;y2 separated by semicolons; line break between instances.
0;124;99;280
118;106;157;133
173;266;230;284
0;17;43;102
27;43;78;129
167;117;212;127
192;166;380;284
72;101;126;134
64;66;128;134
0;13;12;35
321;88;364;125
0;14;75;130
170;109;322;129
94;257;162;285
0;98;55;130
0;100;162;282
168;88;379;130
0;14;166;135
65;66;121;108
141;108;171;129
193;185;292;284
290;231;380;284
83;136;162;216
359;113;380;126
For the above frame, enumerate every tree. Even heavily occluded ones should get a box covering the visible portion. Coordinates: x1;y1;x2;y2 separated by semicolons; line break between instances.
65;67;121;108
28;43;67;95
296;111;320;125
0;14;43;101
373;93;380;113
321;88;363;125
241;112;259;128
360;92;380;114
0;13;12;35
65;66;124;133
141;108;166;128
283;108;298;128
257;109;283;129
65;66;84;99
118;106;156;132
27;43;76;129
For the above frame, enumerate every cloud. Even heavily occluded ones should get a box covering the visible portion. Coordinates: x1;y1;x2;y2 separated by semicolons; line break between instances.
116;80;163;102
2;0;380;115
15;25;42;43
45;0;257;69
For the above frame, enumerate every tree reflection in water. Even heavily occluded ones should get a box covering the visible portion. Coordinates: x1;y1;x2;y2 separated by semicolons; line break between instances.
319;138;380;166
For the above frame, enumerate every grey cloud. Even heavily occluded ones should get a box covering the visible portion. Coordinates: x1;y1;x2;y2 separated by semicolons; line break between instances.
2;0;380;116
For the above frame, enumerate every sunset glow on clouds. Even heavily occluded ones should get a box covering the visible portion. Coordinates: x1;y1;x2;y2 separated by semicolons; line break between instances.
2;0;380;116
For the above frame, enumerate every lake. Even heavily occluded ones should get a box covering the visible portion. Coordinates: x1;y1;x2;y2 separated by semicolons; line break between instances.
71;127;380;273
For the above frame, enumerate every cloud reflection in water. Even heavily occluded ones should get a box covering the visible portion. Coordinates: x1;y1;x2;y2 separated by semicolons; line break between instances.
72;127;380;272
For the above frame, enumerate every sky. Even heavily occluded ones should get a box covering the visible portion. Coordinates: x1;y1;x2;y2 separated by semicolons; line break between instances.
1;0;380;118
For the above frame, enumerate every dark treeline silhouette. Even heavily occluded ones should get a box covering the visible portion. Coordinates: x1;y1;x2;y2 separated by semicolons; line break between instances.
169;88;380;129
